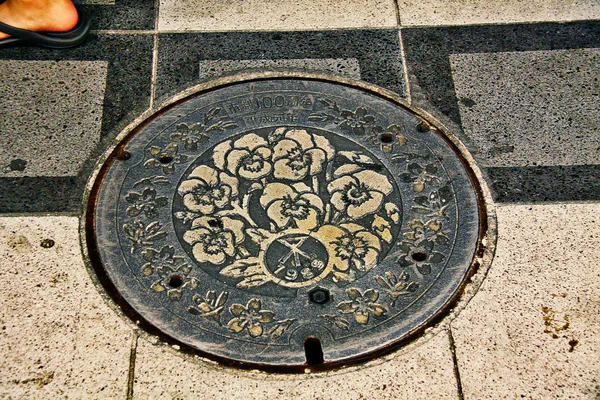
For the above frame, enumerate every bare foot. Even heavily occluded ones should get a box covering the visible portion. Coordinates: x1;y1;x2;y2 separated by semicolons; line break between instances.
0;0;78;40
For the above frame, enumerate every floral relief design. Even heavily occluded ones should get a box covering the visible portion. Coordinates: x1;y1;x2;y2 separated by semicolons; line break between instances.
271;128;334;181
259;182;324;230
144;143;188;175
178;166;239;214
336;288;387;325
175;127;402;289
397;236;446;278
188;290;229;325
183;216;245;265
123;220;167;254
226;298;275;337
125;187;168;219
375;271;419;307
140;245;197;300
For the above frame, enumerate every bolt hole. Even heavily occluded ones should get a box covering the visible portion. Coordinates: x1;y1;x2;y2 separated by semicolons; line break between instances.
411;251;428;262
116;149;131;160
168;274;183;288
416;122;430;133
207;218;221;228
380;133;394;143
40;239;55;248
304;337;324;366
159;154;173;164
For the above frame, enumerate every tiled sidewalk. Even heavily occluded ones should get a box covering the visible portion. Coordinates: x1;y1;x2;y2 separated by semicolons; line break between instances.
1;1;599;398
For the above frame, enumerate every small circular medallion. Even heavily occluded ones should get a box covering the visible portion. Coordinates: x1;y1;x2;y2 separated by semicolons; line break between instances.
87;77;485;370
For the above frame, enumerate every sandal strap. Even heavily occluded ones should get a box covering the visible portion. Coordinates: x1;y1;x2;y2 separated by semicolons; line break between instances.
0;20;56;44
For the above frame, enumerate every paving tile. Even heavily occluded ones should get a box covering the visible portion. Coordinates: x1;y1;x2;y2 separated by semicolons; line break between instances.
397;0;600;27
133;331;459;399
0;60;108;178
451;204;600;399
0;217;132;399
402;21;600;203
198;58;361;81
156;30;405;101
0;33;153;213
158;0;397;32
75;0;156;30
450;48;600;168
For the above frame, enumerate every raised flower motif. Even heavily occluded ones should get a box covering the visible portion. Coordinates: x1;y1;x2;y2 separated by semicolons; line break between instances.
213;133;272;180
272;129;335;181
337;288;387;324
178;165;239;214
259;182;324;230
327;165;393;219
144;143;188;175
315;223;381;275
339;107;375;135
397;238;445;277
140;245;197;300
183;216;245;265
226;298;275;337
125;187;168;219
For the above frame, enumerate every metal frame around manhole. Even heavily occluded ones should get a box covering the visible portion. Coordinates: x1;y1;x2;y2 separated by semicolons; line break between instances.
81;73;492;373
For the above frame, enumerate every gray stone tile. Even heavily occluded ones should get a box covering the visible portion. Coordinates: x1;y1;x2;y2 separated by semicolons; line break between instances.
452;204;600;399
0;217;132;398
199;58;361;80
450;48;600;167
133;331;459;399
158;0;397;31
398;0;600;26
0;60;108;177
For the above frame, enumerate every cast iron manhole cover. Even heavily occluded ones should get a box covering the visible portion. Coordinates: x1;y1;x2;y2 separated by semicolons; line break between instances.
87;77;484;370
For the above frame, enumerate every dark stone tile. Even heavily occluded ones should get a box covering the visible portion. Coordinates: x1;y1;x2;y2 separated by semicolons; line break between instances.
487;165;600;203
75;0;156;30
155;30;405;101
402;21;600;124
0;33;153;213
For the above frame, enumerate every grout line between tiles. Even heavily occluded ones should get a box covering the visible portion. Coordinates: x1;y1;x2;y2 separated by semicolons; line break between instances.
392;0;402;27
126;331;139;400
398;28;412;103
448;328;465;400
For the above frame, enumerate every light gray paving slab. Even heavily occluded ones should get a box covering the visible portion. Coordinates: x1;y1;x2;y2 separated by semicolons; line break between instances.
0;217;132;399
450;48;600;168
0;60;108;177
397;0;600;26
158;0;397;31
199;58;361;80
452;204;600;399
133;331;459;399
450;49;600;167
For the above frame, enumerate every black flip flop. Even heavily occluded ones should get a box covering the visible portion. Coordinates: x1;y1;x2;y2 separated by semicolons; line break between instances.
0;6;91;49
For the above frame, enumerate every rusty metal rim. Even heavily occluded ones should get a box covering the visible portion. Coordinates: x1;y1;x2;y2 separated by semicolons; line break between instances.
80;72;495;374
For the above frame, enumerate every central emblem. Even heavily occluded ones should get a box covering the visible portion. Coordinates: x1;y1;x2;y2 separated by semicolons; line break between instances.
173;127;402;291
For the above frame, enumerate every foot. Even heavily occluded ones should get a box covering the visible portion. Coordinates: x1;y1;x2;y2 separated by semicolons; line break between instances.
0;0;78;40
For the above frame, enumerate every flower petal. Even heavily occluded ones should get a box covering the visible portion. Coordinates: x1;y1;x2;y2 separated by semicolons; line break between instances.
347;192;384;219
284;129;313;150
300;193;324;213
178;178;203;195
305;148;327;176
354;170;393;194
230;303;245;317
363;288;379;302
333;164;362;178
189;165;219;186
272;139;299;161
218;172;239;197
356;231;382;252
273;159;308;181
234;133;268;151
227;317;246;333
294;208;319;231
337;301;356;313
346;287;361;300
267;201;292;229
220;217;246;244
183;193;214;214
260;183;296;208
238;161;272;180
327;175;357;193
225;149;250;175
258;310;275;323
354;310;369;325
247;322;263;337
367;303;387;317
247;298;261;311
212;140;232;170
182;227;211;245
312;134;335;160
330;191;347;213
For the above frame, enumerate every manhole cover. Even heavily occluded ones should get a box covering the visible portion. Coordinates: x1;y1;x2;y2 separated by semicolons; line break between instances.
87;77;484;370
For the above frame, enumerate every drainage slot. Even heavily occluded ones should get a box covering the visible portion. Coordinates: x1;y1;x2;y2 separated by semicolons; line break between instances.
304;337;324;365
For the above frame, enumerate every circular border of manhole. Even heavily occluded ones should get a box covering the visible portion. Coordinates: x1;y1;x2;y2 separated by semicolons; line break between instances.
80;72;497;373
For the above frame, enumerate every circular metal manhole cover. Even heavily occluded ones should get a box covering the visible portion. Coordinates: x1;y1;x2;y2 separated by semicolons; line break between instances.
87;77;484;370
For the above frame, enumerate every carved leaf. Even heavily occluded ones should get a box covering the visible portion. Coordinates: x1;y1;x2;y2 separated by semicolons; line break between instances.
219;257;263;278
236;274;272;289
245;228;272;245
269;319;297;339
338;151;375;165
